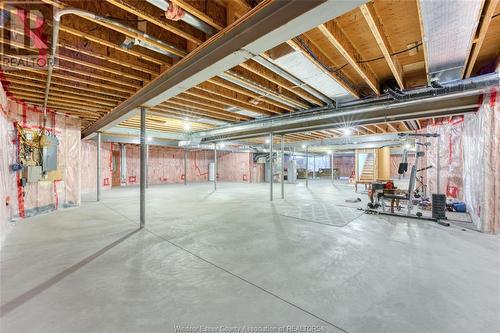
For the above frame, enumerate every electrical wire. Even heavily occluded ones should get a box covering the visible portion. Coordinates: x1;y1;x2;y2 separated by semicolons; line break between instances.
296;36;423;74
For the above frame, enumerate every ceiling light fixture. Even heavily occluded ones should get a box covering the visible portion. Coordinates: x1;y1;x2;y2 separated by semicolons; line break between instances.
343;127;352;136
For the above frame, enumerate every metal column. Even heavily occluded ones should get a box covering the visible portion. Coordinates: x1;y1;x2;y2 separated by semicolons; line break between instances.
436;136;441;194
184;148;187;185
120;143;126;185
269;132;273;201
145;143;149;189
96;132;101;202
305;146;309;188
140;106;147;229
214;143;217;191
313;155;316;180
281;135;284;199
331;153;334;183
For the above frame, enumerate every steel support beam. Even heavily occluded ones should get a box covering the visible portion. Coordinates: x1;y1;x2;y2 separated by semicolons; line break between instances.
140;106;147;228
96;132;101;202
81;0;364;138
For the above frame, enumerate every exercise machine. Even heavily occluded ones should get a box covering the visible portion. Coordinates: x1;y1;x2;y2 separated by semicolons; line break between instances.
366;133;449;226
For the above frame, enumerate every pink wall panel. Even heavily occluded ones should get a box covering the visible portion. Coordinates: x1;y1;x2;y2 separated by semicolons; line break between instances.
0;96;81;224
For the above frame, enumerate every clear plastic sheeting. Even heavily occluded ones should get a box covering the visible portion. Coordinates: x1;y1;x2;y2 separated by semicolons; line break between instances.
463;92;499;233
0;94;12;241
80;140;112;194
0;95;81;237
423;121;464;199
390;154;416;178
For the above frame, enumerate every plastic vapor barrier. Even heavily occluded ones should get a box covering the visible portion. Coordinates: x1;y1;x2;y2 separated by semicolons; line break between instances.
463;92;499;233
0;94;81;240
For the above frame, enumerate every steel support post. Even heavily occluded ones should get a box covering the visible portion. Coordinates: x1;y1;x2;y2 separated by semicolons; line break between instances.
146;143;149;189
331;153;334;183
140;106;147;228
313;155;316;180
436;136;441;194
270;132;273;201
214;143;217;191
96;132;101;202
184;148;187;185
305;146;309;188
281;135;284;199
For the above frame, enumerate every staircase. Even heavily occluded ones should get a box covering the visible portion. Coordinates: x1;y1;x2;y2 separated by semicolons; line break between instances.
360;154;375;181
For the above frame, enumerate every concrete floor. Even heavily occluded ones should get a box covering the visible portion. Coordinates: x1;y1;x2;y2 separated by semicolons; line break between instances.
1;180;499;332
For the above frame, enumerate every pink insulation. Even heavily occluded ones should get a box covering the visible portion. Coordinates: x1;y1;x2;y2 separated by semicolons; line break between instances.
217;151;252;182
422;120;464;200
106;145;264;186
462;91;499;233
0;94;81;232
390;154;416;178
80;140;113;194
333;156;355;177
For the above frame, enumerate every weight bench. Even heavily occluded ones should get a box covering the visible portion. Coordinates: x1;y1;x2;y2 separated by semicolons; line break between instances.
381;165;416;214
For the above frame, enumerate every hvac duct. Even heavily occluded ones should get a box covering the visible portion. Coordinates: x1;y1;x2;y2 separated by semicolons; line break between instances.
193;72;499;141
418;0;483;82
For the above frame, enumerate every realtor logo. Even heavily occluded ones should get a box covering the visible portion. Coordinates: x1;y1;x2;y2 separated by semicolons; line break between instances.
1;1;55;70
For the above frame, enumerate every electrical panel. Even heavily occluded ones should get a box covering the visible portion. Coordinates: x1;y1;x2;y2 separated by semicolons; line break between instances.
41;134;58;172
11;124;60;187
23;166;42;183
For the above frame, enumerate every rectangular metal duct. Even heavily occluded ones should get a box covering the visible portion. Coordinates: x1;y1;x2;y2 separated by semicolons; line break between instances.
419;0;483;82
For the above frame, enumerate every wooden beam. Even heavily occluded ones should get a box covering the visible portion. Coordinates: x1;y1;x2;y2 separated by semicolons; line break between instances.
465;0;499;78
58;25;167;66
183;89;275;116
239;60;324;106
386;122;397;132
105;0;204;45
318;21;380;94
163;100;247;122
7;85;118;107
194;85;282;115
60;42;158;76
207;77;294;111
287;39;360;98
0;37;149;82
170;0;225;30
373;124;386;133
156;104;236;122
224;71;305;109
2;72;128;100
360;3;404;89
416;0;430;84
1;58;134;95
361;125;376;134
